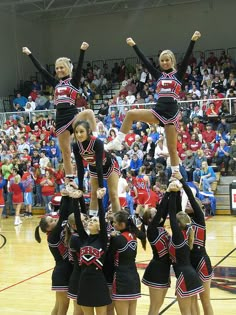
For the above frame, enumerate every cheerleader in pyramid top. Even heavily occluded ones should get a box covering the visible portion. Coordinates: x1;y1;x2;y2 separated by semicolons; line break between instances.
35;192;74;315
73;120;120;213
22;43;97;182
110;210;146;315
106;31;201;176
167;181;204;315
64;208;89;315
173;172;214;315
69;188;111;315
140;191;171;315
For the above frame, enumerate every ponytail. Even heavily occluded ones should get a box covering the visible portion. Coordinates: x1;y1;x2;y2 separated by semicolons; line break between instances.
127;216;147;250
35;225;41;243
176;211;194;250
186;223;194;250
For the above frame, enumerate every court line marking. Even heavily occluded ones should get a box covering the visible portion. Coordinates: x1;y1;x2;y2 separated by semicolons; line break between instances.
159;247;236;315
0;268;53;293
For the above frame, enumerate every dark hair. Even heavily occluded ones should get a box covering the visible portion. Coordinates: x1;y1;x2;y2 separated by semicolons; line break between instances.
73;120;91;138
114;211;146;250
34;217;50;243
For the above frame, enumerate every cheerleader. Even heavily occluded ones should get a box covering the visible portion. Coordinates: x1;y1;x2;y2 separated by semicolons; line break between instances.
106;31;201;176
134;166;151;217
73;120;120;213
70;188;111;315
141;193;171;315
167;182;204;315
9;175;24;226
65;209;88;315
174;172;214;315
22;44;96;181
35;193;73;315
110;211;146;315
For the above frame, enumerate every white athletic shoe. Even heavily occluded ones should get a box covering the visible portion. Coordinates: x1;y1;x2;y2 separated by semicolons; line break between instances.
105;137;122;151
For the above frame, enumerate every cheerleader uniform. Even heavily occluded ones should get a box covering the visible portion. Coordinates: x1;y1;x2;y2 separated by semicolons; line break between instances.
180;179;213;282
73;137;120;190
110;229;141;300
142;192;171;289
47;196;73;291
132;40;197;130
103;221;116;288
168;192;204;298
74;197;111;307
27;50;85;136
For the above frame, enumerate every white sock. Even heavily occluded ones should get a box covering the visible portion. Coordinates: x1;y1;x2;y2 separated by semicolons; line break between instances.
117;131;125;142
92;131;98;137
171;165;180;174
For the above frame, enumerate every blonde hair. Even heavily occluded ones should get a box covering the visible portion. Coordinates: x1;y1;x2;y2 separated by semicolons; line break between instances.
176;211;194;250
64;213;76;246
55;57;73;76
159;50;176;69
14;174;21;184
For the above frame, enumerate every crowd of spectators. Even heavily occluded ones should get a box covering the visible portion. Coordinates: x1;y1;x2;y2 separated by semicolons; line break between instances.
1;49;236;218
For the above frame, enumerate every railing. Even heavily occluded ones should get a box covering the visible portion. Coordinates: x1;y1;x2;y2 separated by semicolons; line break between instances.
0;97;235;127
204;48;225;60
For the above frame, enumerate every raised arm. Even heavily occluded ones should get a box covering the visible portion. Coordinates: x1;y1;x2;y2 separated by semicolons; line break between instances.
174;172;205;225
149;191;170;231
72;142;85;191
168;190;184;245
22;47;57;87
177;31;201;80
71;42;89;88
97;188;108;250
127;37;161;80
94;139;105;188
72;194;88;241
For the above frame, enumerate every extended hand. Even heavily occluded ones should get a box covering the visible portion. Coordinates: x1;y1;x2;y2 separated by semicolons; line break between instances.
22;47;31;55
97;187;106;199
81;42;89;50
126;37;136;47
191;31;201;41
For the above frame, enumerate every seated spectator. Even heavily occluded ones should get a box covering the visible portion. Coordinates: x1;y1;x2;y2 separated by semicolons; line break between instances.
26;96;36;111
75;93;88;109
13;93;28;110
189;84;201;98
203;143;215;165
212;87;225;113
97;102;109;122
129;153;143;176
178;142;188;161
215;128;229;145
189;105;203;120
35;92;50;110
199;161;216;193
125;90;136;105
202;124;216;148
211;76;224;93
182;150;195;181
32;80;41;91
206;52;218;66
189;133;202;152
214;139;230;175
120;154;131;174
148;125;160;144
229;138;236;173
206;103;219;116
124;129;136;148
107;129;117;143
217;116;231;135
143;137;155;158
190;116;205;133
193;149;207;183
127;143;143;160
154;139;169;168
201;83;210;98
29;88;38;101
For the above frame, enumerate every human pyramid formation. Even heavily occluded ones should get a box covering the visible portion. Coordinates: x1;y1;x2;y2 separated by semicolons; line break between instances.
28;31;213;315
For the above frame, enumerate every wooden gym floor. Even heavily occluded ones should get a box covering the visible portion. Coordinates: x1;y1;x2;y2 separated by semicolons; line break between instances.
0;215;235;315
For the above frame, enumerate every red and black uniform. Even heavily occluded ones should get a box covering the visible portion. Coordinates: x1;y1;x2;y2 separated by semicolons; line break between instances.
9;182;24;204
73;137;119;189
168;192;204;298
142;193;171;289
74;197;111;307
132;40;197;130
47;196;73;291
180;179;213;282
27;50;85;136
110;229;141;300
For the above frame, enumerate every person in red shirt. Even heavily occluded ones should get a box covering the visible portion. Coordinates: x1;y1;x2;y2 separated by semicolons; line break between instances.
189;133;202;152
191;117;204;133
32;125;41;139
20;149;31;165
124;129;136;147
177;134;184;153
21;165;34;217
202;124;216;148
40;170;55;214
37;115;47;129
9;174;24;225
206;103;219;116
179;125;190;145
178;142;188;161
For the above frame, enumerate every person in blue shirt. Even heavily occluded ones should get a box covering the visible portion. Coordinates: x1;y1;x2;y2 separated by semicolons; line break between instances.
13;93;28;110
129;153;143;176
215;139;230;175
200;161;216;192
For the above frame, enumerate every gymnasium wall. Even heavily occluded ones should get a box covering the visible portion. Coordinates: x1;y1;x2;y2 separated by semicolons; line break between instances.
0;0;235;96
